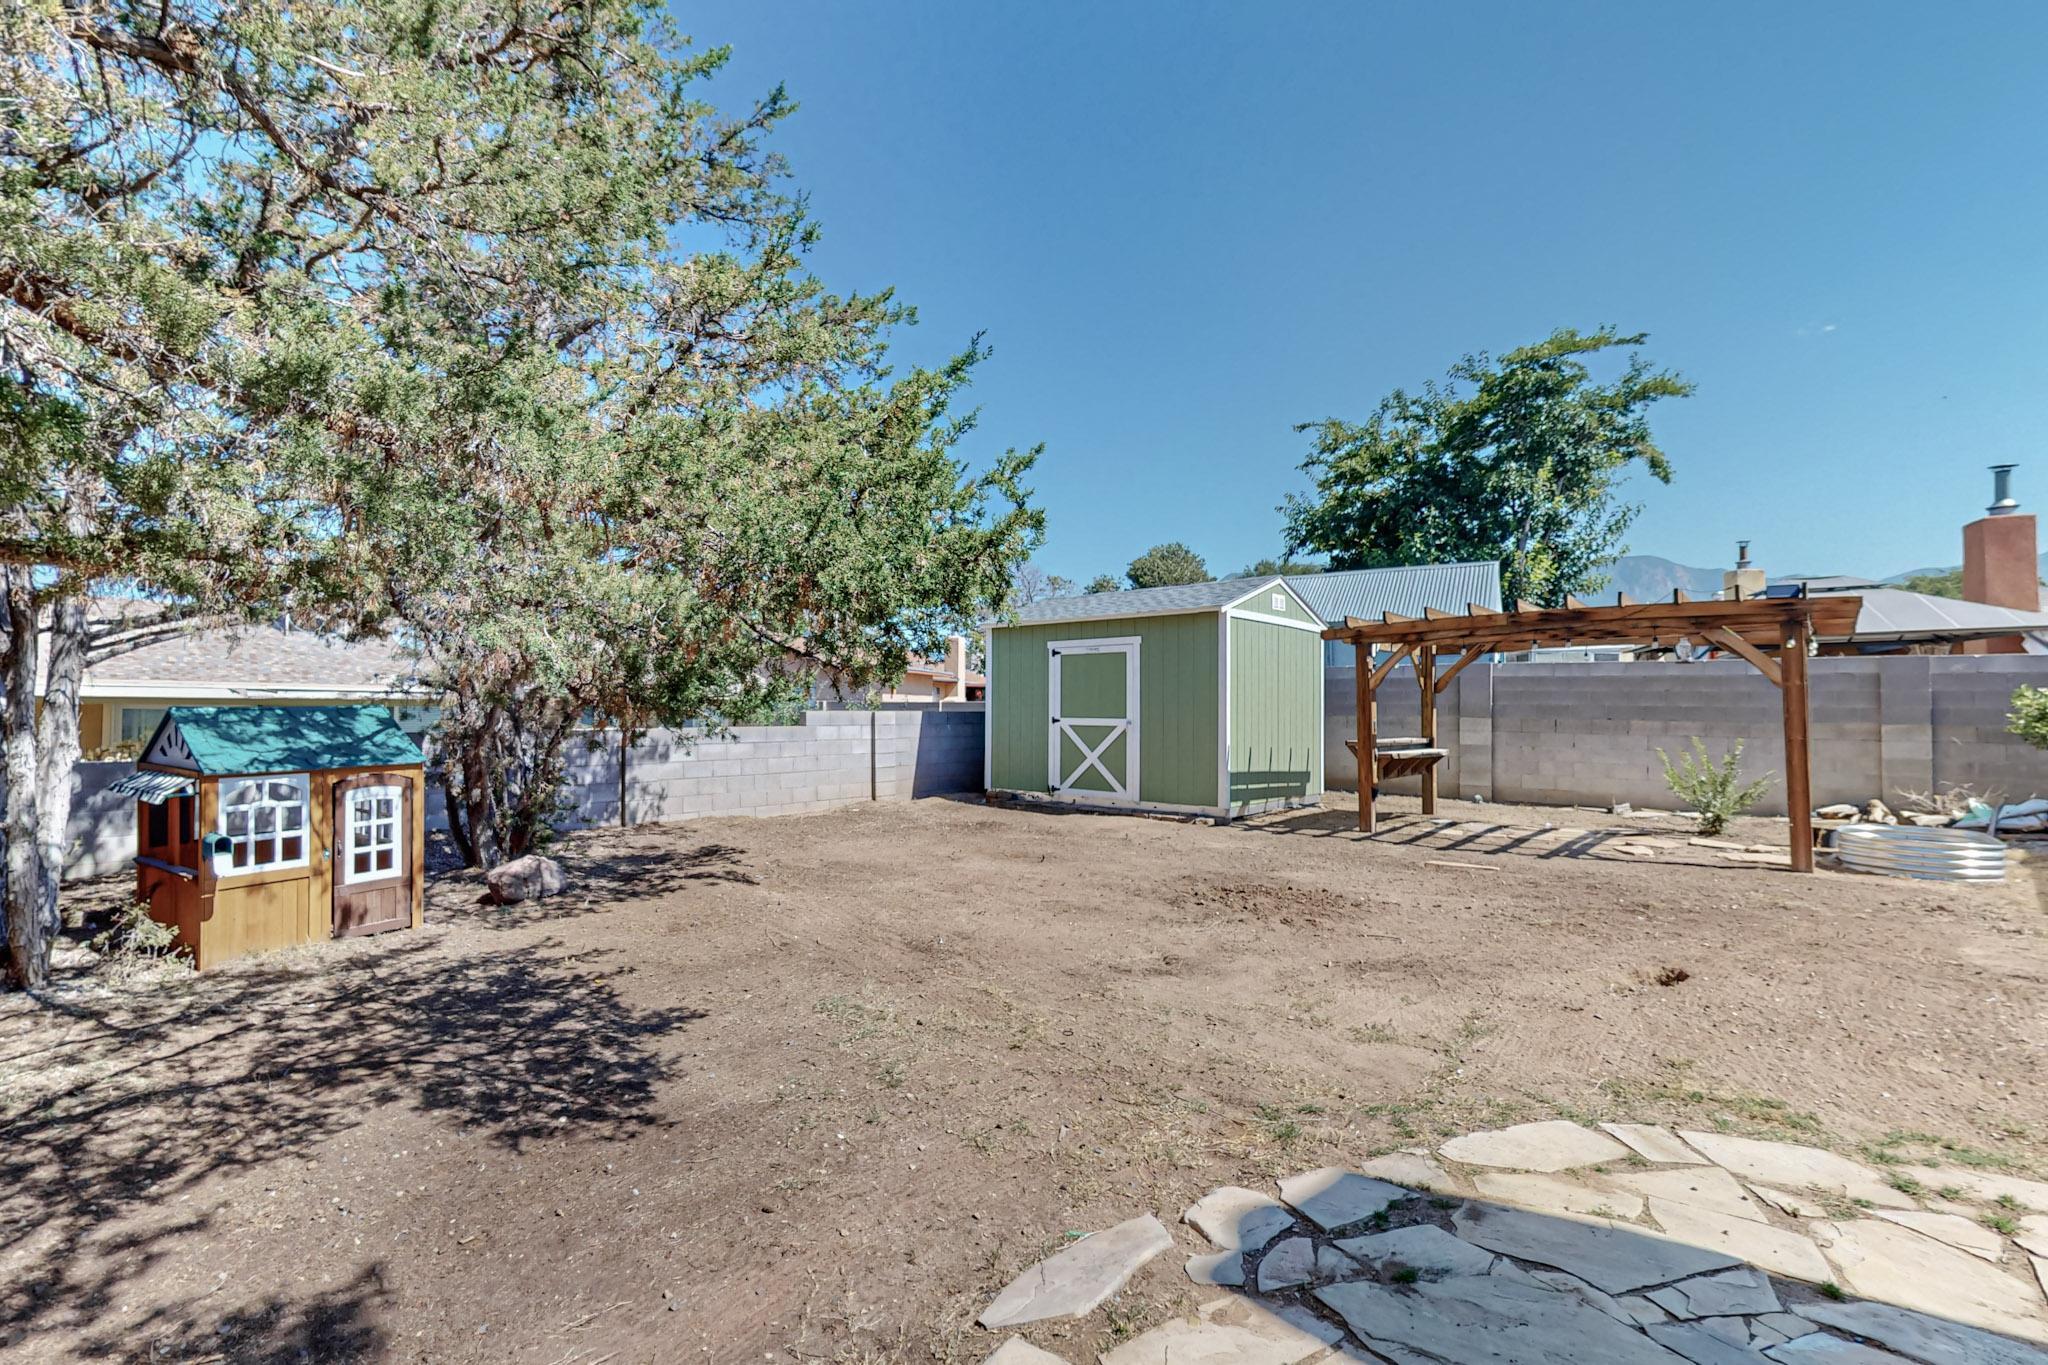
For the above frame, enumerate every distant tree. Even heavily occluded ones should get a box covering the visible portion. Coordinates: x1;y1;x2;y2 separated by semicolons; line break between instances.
1126;542;1212;589
1010;563;1075;606
1237;558;1325;578
1283;327;1693;606
1896;568;1966;599
2011;686;2048;750
1083;574;1122;594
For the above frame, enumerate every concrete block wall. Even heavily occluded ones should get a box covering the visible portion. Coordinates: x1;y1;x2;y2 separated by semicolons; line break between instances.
64;705;987;881
1326;657;2048;815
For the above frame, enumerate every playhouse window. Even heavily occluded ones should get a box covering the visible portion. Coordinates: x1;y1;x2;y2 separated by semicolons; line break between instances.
343;785;403;884
218;774;309;872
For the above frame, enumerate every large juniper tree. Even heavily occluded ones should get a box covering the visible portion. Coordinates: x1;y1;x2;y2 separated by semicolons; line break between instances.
0;0;1038;985
1283;328;1692;605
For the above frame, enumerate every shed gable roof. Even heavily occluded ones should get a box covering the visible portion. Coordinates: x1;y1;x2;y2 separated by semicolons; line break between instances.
1004;575;1312;627
143;705;425;776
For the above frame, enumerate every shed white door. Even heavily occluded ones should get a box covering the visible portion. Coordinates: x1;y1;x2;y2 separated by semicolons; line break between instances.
1048;640;1139;802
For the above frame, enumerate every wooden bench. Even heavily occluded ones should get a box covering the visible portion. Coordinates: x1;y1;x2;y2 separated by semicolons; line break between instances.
1346;737;1449;784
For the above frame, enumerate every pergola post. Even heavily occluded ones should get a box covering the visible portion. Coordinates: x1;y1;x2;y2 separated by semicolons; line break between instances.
1417;648;1438;815
1781;615;1815;873
1354;640;1375;833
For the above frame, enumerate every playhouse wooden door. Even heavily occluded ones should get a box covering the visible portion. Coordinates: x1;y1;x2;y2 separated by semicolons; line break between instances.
332;773;414;937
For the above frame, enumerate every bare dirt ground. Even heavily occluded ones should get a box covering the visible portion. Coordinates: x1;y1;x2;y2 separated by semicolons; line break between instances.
3;793;2044;1363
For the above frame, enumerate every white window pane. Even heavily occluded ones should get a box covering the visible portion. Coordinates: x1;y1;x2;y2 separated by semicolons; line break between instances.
225;810;250;836
375;822;393;845
254;807;277;834
227;781;260;806
268;781;296;802
282;806;303;831
375;798;394;819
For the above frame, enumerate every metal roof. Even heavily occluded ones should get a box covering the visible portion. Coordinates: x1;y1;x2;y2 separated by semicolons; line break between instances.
1004;576;1303;626
143;705;425;776
1287;561;1503;624
1824;588;2048;642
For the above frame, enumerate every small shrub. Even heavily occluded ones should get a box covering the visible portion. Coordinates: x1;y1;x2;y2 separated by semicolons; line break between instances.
1657;737;1773;836
2010;685;2048;750
89;899;182;983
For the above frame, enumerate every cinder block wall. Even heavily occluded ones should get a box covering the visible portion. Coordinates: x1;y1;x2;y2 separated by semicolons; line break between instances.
1327;657;2048;815
65;706;987;881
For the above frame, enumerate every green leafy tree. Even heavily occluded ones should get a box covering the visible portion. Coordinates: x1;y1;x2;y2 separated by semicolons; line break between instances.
1083;574;1121;594
0;0;1040;980
1283;328;1693;605
1896;569;1965;599
1237;557;1324;578
1126;542;1211;589
2011;686;2048;750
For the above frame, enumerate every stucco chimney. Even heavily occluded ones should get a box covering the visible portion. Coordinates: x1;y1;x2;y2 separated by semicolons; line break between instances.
1722;540;1766;600
1961;464;2039;654
944;634;968;701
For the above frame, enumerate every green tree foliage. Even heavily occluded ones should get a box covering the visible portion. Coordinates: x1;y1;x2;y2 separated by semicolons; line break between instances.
1283;328;1693;606
2010;686;2048;750
1083;574;1121;594
1896;568;1965;598
0;0;1039;981
1237;558;1324;578
1126;542;1211;589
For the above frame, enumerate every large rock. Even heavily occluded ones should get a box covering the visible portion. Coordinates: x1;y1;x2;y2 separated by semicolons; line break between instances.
1316;1274;1693;1364
1813;1218;2048;1343
486;853;567;904
1676;1132;1913;1210
1802;1300;2048;1365
1440;1120;1632;1172
1451;1202;1741;1293
978;1214;1173;1329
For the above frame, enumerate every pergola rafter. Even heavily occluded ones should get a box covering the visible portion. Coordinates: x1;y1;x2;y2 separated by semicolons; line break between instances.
1323;592;1864;873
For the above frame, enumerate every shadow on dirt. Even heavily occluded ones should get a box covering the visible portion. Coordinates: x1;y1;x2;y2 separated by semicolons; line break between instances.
0;928;702;1355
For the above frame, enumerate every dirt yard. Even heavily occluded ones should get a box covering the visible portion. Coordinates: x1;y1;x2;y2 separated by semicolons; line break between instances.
4;793;2044;1362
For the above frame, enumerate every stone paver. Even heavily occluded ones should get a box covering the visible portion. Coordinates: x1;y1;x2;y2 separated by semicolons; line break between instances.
1750;1186;1830;1219
1098;1296;1343;1365
1648;1198;1833;1283
1473;1170;1645;1219
1255;1236;1357;1292
1602;1166;1769;1222
1872;1208;2007;1262
1814;1218;2048;1342
1317;1274;1693;1363
1357;1149;1464;1195
1184;1185;1296;1252
1277;1167;1407;1230
984;1340;1071;1365
1334;1223;1498;1279
1803;1300;2048;1365
1646;1319;1772;1364
1439;1120;1632;1173
1677;1133;1913;1210
1602;1123;1711;1166
1763;1335;1904;1362
1893;1166;2048;1213
1523;1268;1639;1325
1647;1267;1783;1319
978;1214;1174;1329
1184;1249;1245;1287
1452;1201;1741;1293
2018;1216;2048;1259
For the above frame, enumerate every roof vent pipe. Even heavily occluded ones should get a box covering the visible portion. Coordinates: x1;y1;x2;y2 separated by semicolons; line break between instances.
1988;464;2019;516
1735;540;1751;568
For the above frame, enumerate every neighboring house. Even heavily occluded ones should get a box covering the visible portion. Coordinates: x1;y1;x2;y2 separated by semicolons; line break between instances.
74;622;433;759
809;634;985;706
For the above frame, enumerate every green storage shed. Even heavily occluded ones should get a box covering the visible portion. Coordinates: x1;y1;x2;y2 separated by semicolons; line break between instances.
984;576;1325;820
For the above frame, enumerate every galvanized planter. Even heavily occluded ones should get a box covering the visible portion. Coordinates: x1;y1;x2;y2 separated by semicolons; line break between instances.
1830;824;2009;882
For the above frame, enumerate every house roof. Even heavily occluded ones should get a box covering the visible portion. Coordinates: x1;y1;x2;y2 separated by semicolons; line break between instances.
142;705;425;776
1286;561;1504;624
82;624;424;698
1003;575;1316;626
1820;588;2048;643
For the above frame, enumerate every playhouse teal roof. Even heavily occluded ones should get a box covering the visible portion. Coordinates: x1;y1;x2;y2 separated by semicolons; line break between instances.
144;705;424;776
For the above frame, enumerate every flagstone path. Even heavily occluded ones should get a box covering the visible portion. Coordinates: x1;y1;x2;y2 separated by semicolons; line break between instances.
978;1120;2048;1363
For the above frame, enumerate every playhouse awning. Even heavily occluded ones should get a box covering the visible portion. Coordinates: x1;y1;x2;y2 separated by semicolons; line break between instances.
108;771;197;804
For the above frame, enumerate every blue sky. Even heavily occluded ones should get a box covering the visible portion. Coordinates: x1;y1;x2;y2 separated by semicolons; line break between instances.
694;3;2048;584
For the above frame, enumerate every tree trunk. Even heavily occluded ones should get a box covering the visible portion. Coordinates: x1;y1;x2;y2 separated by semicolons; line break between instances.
2;566;45;990
34;591;87;971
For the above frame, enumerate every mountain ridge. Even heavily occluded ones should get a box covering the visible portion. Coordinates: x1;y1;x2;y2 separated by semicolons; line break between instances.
1602;552;2048;601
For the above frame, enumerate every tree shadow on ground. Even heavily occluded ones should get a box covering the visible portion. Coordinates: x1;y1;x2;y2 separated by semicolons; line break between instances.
429;836;759;930
1239;807;1779;870
0;930;702;1355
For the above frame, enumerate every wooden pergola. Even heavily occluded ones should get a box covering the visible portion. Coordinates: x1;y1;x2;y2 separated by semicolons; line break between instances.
1321;592;1865;872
